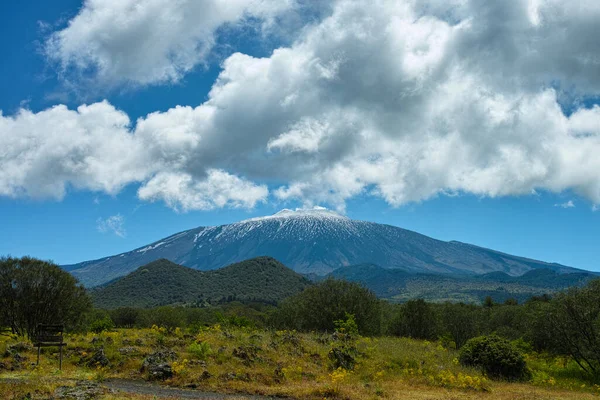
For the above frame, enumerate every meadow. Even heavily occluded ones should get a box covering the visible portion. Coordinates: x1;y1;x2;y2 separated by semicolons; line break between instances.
1;325;599;400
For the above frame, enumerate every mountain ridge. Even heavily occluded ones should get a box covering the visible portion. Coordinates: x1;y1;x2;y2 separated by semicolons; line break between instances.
328;263;598;303
91;256;311;309
65;207;588;287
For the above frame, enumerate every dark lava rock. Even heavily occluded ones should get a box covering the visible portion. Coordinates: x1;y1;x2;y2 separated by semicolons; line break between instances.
146;363;173;381
118;346;139;355
329;347;355;370
12;352;27;364
54;381;111;400
6;342;33;354
86;348;110;368
200;370;212;380
140;349;177;381
274;363;284;383
232;345;260;365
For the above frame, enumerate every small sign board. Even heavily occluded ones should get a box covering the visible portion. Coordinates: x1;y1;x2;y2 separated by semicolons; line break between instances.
34;324;66;369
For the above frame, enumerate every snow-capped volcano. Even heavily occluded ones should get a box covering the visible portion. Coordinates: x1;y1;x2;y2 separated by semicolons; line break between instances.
65;207;581;287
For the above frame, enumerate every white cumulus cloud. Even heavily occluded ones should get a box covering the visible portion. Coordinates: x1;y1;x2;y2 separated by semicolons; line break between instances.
44;0;297;87
3;0;600;211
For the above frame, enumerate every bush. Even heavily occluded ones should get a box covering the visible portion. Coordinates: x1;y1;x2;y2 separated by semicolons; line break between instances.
188;342;212;360
109;307;140;328
0;257;91;337
275;279;382;335
459;335;531;381
89;315;114;333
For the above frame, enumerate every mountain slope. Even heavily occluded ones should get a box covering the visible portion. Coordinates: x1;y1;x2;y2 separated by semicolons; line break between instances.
329;264;597;303
91;257;311;309
66;207;586;287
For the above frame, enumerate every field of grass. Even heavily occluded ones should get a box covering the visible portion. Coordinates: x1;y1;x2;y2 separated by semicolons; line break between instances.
1;326;599;400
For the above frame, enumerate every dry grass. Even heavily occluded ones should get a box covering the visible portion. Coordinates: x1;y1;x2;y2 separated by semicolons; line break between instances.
1;327;599;400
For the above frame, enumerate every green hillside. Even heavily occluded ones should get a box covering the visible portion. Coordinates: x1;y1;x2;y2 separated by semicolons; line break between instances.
329;264;597;303
91;257;311;308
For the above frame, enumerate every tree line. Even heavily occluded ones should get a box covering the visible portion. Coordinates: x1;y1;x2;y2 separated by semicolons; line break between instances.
1;256;599;377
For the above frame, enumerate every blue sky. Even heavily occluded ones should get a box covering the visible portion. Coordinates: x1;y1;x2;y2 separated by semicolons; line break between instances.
1;0;600;272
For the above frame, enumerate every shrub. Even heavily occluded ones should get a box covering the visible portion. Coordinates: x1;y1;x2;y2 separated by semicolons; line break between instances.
188;342;212;360
0;257;91;337
276;279;382;335
459;335;531;381
89;315;114;333
109;307;140;328
334;313;359;336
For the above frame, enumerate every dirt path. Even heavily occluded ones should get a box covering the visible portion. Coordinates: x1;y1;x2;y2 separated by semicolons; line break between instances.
0;377;282;400
104;379;282;399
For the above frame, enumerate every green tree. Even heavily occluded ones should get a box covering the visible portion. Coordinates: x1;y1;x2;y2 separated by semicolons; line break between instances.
275;279;382;335
441;302;478;348
138;306;187;331
391;299;438;340
0;256;91;337
109;307;140;328
547;279;600;375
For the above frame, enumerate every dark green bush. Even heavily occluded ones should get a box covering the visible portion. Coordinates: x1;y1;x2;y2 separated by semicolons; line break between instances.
89;315;114;333
275;279;382;335
459;335;531;381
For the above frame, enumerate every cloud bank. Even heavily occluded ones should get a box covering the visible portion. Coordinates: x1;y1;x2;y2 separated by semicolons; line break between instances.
3;0;600;211
45;0;296;87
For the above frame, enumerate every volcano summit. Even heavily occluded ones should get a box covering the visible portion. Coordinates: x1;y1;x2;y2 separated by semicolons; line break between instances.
65;207;582;287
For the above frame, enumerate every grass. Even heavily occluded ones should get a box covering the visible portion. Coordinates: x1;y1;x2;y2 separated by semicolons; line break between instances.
1;327;599;400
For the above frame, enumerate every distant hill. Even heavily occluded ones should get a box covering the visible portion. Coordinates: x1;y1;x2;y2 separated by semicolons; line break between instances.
65;207;587;287
329;264;598;304
91;257;311;309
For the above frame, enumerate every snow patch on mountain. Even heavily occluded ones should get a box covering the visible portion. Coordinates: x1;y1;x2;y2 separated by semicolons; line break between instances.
241;206;349;223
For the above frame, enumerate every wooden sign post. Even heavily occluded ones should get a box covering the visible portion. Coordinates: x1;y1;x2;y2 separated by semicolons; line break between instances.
34;324;66;370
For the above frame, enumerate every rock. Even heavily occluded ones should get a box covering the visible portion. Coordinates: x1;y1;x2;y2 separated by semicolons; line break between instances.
281;332;301;346
140;349;177;381
220;372;237;381
274;363;284;383
86;348;109;368
218;371;250;381
222;331;234;339
7;342;33;354
200;370;212;380
54;381;110;400
146;363;173;381
328;347;355;370
12;352;27;364
232;345;260;365
188;359;206;368
118;346;138;355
